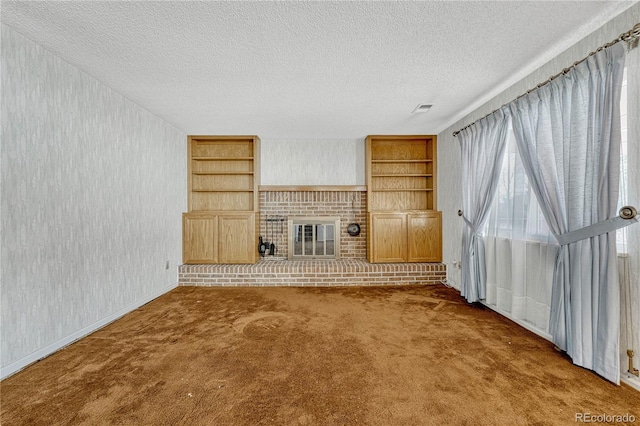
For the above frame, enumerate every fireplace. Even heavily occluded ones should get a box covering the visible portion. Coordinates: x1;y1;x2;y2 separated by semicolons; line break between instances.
288;217;341;260
260;190;366;260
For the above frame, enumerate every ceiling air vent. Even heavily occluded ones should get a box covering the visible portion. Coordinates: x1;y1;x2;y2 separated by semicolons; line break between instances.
412;104;433;114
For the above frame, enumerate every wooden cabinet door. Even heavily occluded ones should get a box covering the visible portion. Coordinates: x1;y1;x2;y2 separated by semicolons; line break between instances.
183;213;217;264
370;213;407;263
218;213;255;264
407;212;442;262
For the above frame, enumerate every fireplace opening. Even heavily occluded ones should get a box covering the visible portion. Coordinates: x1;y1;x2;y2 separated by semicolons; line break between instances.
288;217;341;260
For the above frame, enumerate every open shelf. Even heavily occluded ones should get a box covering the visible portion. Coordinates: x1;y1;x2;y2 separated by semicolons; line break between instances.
187;136;260;212
367;135;437;211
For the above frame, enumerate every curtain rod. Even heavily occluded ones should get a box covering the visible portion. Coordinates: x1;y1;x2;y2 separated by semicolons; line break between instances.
452;22;640;138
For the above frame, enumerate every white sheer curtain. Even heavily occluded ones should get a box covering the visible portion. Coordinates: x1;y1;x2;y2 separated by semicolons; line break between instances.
458;108;509;303
483;123;557;334
509;43;626;383
619;43;640;384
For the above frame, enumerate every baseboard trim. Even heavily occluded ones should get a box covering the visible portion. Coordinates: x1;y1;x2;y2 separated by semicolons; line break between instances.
0;282;178;380
480;301;554;342
481;301;640;390
621;375;640;392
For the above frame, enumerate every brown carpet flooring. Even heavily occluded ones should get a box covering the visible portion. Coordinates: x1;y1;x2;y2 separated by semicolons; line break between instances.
2;285;638;425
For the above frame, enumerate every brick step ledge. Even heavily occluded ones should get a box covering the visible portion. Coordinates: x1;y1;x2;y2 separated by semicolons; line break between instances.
179;259;446;287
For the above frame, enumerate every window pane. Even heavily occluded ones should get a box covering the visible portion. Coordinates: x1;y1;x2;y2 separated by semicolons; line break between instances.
303;224;313;255
288;219;340;259
315;225;325;256
326;225;335;255
484;122;553;243
294;225;304;256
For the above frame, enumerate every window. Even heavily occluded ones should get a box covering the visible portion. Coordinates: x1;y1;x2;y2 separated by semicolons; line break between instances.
486;65;630;247
483;123;554;244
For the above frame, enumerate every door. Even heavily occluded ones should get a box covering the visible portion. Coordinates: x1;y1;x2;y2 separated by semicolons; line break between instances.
369;213;407;263
183;213;217;264
218;213;255;264
407;211;442;262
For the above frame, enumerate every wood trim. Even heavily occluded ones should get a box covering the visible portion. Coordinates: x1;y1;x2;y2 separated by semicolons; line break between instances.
365;136;372;211
187;136;193;212
259;185;367;192
253;137;260;213
432;135;438;211
187;135;260;140
364;134;437;140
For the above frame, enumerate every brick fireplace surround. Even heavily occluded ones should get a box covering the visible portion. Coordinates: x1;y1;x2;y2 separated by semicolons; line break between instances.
178;190;446;287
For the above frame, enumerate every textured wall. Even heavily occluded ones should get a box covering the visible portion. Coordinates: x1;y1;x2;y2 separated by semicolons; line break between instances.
0;25;187;377
436;5;640;291
261;139;365;185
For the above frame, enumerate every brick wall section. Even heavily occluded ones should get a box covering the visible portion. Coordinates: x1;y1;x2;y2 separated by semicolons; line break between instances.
179;259;446;287
259;191;367;259
179;190;447;287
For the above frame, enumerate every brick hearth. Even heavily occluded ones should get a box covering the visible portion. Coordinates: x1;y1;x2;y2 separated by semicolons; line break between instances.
178;259;446;287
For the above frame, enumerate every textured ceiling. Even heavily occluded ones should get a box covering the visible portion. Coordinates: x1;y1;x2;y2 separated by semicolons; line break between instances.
1;1;637;139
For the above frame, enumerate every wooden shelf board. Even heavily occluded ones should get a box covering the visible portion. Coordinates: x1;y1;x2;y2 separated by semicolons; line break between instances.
259;185;367;192
192;157;254;161
192;172;254;175
372;189;433;192
371;159;432;163
192;189;254;193
372;174;433;177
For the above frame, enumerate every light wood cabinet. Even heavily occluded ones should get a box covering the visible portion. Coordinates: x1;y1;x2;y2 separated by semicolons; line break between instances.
368;211;442;263
183;136;260;264
366;135;442;263
368;213;407;262
407;211;442;262
218;213;256;264
183;213;217;263
183;212;256;264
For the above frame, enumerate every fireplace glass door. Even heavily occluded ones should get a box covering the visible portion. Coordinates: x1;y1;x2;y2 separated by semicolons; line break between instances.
288;217;340;260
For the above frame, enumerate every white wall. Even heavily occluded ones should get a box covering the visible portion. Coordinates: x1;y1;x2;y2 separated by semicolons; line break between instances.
436;4;640;290
261;139;365;185
0;25;187;378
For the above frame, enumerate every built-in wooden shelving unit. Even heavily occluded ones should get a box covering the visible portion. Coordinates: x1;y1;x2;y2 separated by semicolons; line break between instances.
183;136;260;264
366;135;442;263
